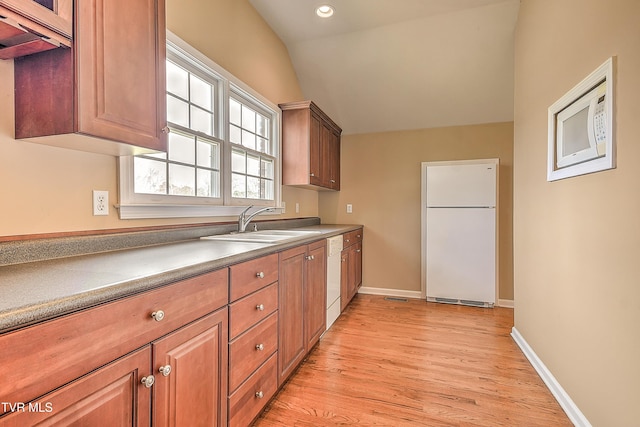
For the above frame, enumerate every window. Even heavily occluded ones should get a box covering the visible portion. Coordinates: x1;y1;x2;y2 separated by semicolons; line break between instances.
118;32;281;219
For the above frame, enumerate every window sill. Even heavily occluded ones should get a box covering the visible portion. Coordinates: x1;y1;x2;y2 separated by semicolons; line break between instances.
116;204;283;220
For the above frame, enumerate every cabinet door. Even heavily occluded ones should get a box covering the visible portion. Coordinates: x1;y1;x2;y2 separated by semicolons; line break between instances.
305;241;326;351
328;128;341;190
309;112;323;186
152;309;228;427
0;347;151;426
278;245;307;385
75;0;166;151
340;251;350;312
354;241;363;290
320;123;332;188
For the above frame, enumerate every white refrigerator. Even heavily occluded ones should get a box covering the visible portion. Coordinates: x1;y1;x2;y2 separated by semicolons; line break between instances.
425;159;497;307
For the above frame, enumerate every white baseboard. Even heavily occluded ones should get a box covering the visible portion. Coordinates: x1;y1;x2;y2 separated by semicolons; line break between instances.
357;287;422;299
511;327;591;427
498;299;514;308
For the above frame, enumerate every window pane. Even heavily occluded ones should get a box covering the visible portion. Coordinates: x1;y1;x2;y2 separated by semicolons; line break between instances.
247;154;260;176
232;173;246;197
247;176;260;199
257;114;268;137
242;129;256;150
232;150;245;173
134;157;166;194
191;106;213;136
230;124;241;145
190;74;212;110
241;105;256;132
261;158;274;179
168;132;195;164
230;98;241;126
169;164;195;196
166;61;188;99
263;179;274;200
167;95;189;127
257;138;269;154
197;169;220;197
197;139;219;169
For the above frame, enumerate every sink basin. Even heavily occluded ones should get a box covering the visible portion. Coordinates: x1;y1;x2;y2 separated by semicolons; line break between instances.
201;229;322;243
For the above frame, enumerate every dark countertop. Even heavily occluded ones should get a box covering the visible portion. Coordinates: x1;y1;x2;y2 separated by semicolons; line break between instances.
0;224;361;333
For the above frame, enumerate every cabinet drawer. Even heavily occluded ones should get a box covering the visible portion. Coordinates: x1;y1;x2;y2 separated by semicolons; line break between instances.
343;228;363;246
228;354;278;427
229;282;278;340
0;268;228;409
230;253;278;301
229;312;278;392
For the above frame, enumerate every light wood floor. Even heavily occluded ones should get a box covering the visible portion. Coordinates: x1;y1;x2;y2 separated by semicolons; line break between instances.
254;294;572;426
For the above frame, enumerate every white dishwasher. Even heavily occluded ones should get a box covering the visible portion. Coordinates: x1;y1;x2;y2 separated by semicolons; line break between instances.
326;235;343;330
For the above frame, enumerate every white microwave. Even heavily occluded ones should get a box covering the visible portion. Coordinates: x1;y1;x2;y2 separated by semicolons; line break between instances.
547;57;614;182
555;80;607;169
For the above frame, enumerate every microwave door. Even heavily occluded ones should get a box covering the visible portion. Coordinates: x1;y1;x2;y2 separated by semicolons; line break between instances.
556;99;599;169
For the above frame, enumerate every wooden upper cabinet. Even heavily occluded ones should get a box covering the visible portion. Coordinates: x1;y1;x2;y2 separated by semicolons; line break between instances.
280;100;342;191
0;0;72;60
13;0;167;155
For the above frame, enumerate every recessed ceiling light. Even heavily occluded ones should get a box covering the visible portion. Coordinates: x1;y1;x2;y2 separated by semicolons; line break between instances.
316;5;335;18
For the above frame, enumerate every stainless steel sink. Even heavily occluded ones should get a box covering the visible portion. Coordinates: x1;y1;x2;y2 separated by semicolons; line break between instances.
201;229;322;243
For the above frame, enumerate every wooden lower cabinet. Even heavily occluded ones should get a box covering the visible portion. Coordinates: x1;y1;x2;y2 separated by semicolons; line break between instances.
0;347;152;426
278;240;327;386
341;229;364;311
277;245;307;385
152;308;228;427
305;240;327;351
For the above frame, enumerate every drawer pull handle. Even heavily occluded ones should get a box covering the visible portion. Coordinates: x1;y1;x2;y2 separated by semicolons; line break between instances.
141;375;155;388
151;310;165;322
256;391;264;399
256;304;265;311
256;272;265;279
356;249;361;253
158;365;172;377
256;343;264;351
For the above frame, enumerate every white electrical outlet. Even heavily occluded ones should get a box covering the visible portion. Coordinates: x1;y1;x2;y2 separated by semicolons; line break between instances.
346;204;353;213
93;190;109;216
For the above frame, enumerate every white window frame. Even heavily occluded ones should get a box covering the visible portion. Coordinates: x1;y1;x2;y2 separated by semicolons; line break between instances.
118;31;282;219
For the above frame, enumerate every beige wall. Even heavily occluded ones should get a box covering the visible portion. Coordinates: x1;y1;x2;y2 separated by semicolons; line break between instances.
514;1;640;425
319;122;514;300
0;0;314;238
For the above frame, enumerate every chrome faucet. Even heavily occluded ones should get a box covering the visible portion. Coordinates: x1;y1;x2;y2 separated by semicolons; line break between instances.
237;205;275;233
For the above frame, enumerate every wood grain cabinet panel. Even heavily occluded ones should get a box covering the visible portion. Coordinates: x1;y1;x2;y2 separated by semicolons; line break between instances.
13;0;167;155
305;240;327;351
341;228;364;312
280;100;342;191
0;347;151;427
230;254;278;302
229;282;278;340
228;354;278;427
152;308;228;427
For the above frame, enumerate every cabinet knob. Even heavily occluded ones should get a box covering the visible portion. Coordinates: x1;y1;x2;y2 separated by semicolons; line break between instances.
306;255;315;261
357;235;361;238
330;179;336;183
141;375;155;388
255;391;264;399
161;126;171;134
151;310;165;322
345;239;350;243
256;343;264;351
310;173;315;177
256;271;265;279
256;304;265;311
356;249;361;253
158;365;172;377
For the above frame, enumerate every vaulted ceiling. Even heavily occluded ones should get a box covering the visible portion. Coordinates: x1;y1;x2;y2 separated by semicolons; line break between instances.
249;0;519;135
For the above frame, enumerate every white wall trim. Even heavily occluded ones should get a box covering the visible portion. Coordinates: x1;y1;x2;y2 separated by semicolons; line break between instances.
511;327;591;427
498;299;514;308
358;287;422;300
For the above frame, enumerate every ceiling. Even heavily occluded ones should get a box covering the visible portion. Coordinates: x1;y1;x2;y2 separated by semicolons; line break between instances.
249;0;520;135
